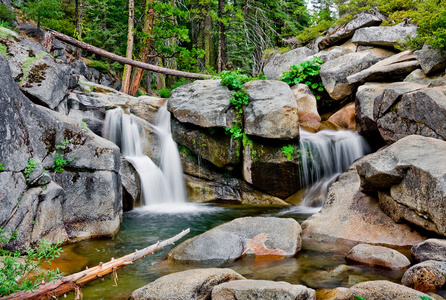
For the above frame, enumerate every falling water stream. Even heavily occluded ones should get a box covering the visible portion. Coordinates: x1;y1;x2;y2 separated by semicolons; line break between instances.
54;107;425;300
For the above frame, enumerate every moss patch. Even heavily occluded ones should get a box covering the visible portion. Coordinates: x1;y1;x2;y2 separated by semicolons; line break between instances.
20;52;47;84
0;43;9;59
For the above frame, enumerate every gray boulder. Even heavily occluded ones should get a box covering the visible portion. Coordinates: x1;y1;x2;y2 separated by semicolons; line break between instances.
414;46;446;75
312;46;347;63
356;135;446;236
292;83;321;129
411;239;446;263
167;217;302;264
132;268;245;300
120;157;141;211
318;13;383;50
355;82;390;138
347;50;420;85
334;280;432;300
402;260;446;292
168;80;236;128
17;23;44;38
212;280;316;300
263;47;315;80
301;166;425;250
352;24;418;47
346;244;411;270
374;83;446;143
0;54;122;250
320;48;394;100
244;80;299;139
404;69;446;87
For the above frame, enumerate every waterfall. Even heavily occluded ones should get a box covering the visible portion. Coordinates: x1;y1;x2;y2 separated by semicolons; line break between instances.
298;129;370;207
103;105;186;206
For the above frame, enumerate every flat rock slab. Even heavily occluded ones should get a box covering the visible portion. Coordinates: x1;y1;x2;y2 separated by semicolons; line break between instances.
414;46;446;75
263;47;315;80
346;244;411;269
320;48;394;100
244;80;299;140
411;239;446;262
402;260;446;292
301;166;425;250
212;279;316;300
132;268;245;300
347;50;420;85
318;12;383;50
167;217;302;264
352;24;417;47
167;80;235;128
334;280;432;300
356;135;446;236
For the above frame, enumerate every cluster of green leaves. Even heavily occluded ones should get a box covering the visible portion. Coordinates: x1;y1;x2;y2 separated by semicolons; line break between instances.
281;56;325;100
0;228;63;296
86;60;110;73
0;43;9;59
20;0;64;30
80;120;88;130
0;163;4;171
23;158;38;181
154;78;192;99
52;139;75;173
221;70;250;90
0;4;16;28
281;145;295;161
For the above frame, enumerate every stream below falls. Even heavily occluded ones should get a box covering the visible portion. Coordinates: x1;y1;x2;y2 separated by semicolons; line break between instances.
51;203;443;300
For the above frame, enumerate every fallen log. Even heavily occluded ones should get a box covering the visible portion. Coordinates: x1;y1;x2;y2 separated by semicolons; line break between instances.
2;228;190;300
47;29;211;80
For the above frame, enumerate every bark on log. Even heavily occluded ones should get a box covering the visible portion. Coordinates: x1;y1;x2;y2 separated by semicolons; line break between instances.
2;229;190;300
48;30;210;80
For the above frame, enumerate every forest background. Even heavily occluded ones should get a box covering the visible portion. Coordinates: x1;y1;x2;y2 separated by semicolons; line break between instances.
0;0;444;97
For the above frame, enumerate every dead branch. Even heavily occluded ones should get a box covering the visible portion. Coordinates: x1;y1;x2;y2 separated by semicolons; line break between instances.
2;228;190;300
46;29;210;80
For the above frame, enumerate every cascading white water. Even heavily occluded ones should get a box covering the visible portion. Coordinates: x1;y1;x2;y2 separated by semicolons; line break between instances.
298;129;370;207
103;105;186;206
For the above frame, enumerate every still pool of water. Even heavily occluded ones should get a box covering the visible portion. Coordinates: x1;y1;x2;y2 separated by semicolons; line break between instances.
54;204;441;299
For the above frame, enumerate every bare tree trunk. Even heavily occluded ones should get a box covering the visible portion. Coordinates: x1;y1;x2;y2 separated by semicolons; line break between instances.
47;30;209;79
204;12;212;68
128;0;155;96
74;0;83;59
121;0;135;94
217;0;224;73
2;229;190;300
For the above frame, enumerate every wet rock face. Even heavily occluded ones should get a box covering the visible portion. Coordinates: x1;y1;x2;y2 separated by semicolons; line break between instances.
167;217;302;264
402;260;446;292
212;280;316;300
0;54;122;250
132;268;245;300
356;135;446;237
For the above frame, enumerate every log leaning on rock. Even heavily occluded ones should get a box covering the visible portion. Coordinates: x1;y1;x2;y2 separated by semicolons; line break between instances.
47;29;210;80
2;229;190;300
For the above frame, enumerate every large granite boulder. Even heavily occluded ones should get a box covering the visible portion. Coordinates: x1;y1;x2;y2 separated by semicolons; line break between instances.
320;48;394;100
292;84;321;129
167;80;236;128
334;280;432;300
411;239;446;263
0;54;122;250
318;13;383;50
374;83;446;143
402;260;446;292
328;102;356;130
167;217;302;264
345;244;411;270
356;135;446;236
212;280;316;300
244;80;299;140
352;24;418;48
132;268;245;300
355;82;390;140
301;166;425;250
263;47;315;80
347;51;420;85
414;46;446;75
243;139;301;199
404;69;446;87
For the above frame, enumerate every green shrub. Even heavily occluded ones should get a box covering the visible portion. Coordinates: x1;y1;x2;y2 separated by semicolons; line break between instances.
155;87;172;98
412;0;446;52
281;145;295;161
0;4;16;28
52;139;75;173
24;158;38;181
0;229;62;296
220;70;250;90
0;43;9;59
281;56;325;100
0;163;4;171
296;19;334;43
86;59;110;73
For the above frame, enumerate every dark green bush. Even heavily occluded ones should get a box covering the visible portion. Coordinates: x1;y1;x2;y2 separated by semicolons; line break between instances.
0;4;16;28
86;60;110;73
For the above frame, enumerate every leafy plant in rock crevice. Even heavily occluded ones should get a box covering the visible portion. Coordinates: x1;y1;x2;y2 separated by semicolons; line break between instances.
52;138;76;174
281;56;325;100
281;145;295;161
0;228;62;297
0;163;4;171
23;158;38;181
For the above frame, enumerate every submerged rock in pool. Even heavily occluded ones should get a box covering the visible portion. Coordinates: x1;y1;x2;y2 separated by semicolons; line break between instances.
167;217;302;264
346;244;411;270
